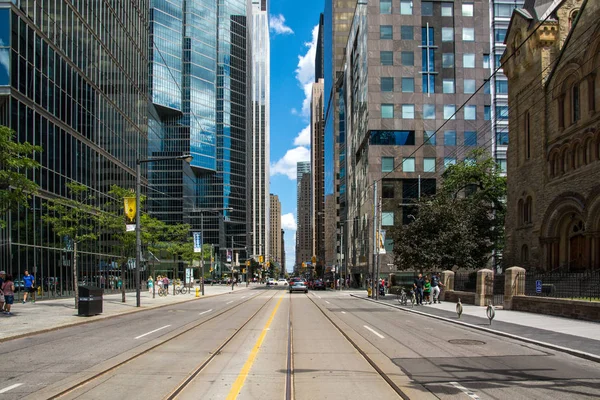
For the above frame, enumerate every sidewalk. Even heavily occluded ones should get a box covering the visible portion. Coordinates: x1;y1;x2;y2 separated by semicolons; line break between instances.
352;293;600;361
0;284;250;341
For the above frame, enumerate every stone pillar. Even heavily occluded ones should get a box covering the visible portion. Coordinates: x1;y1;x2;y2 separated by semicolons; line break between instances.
475;269;494;306
441;270;454;301
504;266;526;310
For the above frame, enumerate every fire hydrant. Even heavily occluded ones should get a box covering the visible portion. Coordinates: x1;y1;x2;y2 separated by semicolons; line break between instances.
195;287;200;297
367;287;372;298
37;286;42;296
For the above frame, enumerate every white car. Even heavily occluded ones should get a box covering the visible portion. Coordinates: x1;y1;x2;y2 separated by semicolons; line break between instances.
266;278;276;286
277;278;288;286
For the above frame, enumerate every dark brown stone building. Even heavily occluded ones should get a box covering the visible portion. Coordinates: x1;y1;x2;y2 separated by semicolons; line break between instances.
503;0;600;271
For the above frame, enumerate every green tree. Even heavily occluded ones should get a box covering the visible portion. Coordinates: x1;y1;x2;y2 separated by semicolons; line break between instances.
0;126;43;228
391;150;506;271
43;183;100;307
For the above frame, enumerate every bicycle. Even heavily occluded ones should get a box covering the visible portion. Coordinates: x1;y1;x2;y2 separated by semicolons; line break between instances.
397;288;416;307
174;285;189;295
158;287;168;297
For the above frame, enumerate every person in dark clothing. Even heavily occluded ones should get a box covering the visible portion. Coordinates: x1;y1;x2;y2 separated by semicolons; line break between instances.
413;274;424;305
431;272;444;304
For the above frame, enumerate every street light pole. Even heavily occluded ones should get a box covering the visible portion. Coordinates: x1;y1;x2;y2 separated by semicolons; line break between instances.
135;154;192;307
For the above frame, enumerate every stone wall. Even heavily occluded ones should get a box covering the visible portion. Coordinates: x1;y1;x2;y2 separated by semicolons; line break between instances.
443;290;475;305
512;296;600;322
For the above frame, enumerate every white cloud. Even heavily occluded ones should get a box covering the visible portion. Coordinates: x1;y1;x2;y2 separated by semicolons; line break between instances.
281;213;297;231
295;25;319;117
290;108;298;115
270;146;310;180
293;125;311;146
270;14;294;35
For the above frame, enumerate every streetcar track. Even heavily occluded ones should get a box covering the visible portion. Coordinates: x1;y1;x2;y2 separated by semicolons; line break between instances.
286;292;294;400
47;290;267;399
165;290;281;399
307;294;411;400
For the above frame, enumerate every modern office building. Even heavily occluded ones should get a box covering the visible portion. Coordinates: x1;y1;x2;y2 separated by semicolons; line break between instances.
0;1;149;291
296;164;312;270
490;0;524;173
324;0;356;278
250;0;270;262
341;0;492;284
148;0;251;256
296;161;311;194
269;194;281;266
311;78;325;271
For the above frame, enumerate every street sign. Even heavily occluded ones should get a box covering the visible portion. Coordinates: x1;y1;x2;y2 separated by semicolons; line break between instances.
535;280;543;294
193;232;203;253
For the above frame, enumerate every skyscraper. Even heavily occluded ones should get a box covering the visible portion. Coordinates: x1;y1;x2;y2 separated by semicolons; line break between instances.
0;1;149;287
296;162;312;270
311;79;325;271
269;194;281;266
342;0;492;283
250;0;271;262
148;0;250;254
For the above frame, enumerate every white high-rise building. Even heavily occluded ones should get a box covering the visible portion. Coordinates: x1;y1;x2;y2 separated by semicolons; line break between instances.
250;0;270;260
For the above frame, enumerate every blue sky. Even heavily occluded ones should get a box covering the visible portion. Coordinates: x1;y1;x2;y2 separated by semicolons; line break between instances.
269;0;324;272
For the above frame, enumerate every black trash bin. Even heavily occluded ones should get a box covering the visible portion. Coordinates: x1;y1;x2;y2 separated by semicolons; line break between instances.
78;286;103;316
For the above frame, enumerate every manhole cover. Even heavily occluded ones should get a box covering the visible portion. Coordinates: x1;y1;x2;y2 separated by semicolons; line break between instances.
448;339;486;345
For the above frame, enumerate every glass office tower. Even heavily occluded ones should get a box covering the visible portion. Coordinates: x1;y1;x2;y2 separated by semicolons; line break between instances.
0;1;149;294
149;0;249;257
250;0;270;262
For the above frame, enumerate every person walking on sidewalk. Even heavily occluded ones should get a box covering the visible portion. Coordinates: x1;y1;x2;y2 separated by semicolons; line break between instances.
413;274;424;305
2;274;15;315
22;270;35;303
424;277;432;304
147;276;153;294
0;270;5;312
431;272;444;304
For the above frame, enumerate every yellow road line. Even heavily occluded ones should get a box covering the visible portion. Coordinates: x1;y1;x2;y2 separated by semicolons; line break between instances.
226;294;285;400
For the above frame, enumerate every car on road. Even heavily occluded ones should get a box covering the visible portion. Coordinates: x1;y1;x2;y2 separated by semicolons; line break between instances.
289;281;308;294
266;278;276;286
277;278;288;286
313;279;326;290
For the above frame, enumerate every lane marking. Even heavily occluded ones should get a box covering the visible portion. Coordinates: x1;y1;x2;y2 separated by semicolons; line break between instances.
0;384;23;394
315;294;322;299
226;301;234;304
341;311;346;314
241;296;247;299
449;382;480;400
363;325;385;339
199;309;213;316
226;294;285;400
135;325;171;340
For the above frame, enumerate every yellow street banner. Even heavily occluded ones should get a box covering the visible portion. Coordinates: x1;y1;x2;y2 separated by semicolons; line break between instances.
124;197;136;223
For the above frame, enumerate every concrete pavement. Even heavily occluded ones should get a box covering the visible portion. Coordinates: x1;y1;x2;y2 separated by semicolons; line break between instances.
352;291;600;360
0;284;251;341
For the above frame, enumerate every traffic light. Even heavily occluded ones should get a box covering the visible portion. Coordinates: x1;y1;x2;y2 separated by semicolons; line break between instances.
302;262;306;268
259;255;264;263
311;256;316;264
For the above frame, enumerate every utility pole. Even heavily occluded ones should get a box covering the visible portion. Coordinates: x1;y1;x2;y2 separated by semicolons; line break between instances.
372;182;378;299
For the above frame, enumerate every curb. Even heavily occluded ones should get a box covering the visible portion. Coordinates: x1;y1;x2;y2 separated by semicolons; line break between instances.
350;293;600;364
0;288;249;343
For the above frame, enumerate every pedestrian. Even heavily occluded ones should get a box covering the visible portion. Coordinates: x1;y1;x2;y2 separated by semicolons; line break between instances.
413;273;424;305
22;270;36;303
431;272;444;304
231;278;235;291
2;274;15;315
157;275;163;292
0;270;5;312
163;276;169;294
424;277;431;304
147;276;154;293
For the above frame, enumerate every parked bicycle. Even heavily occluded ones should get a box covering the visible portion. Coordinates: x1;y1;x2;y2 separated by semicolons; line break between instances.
174;285;189;295
158;287;168;297
397;287;416;307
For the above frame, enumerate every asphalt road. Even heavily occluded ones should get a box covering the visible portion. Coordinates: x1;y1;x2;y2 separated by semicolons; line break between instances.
1;286;599;400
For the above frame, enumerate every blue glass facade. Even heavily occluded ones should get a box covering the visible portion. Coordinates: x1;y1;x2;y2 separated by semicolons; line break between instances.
149;0;248;252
